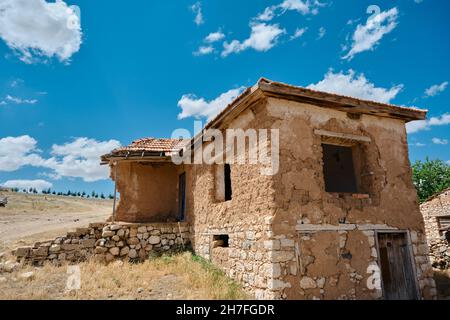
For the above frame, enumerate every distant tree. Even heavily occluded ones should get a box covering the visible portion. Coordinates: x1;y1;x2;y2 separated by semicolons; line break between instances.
23;189;27;193
91;191;96;198
52;191;56;195
108;194;114;199
77;192;81;197
412;158;450;203
100;193;105;199
29;187;33;193
32;188;38;194
81;191;86;198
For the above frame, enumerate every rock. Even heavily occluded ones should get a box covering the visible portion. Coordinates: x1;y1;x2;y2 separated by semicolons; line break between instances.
109;247;120;256
3;260;19;273
95;246;108;254
14;247;31;257
110;224;121;231
112;235;120;241
120;247;130;256
128;249;138;259
300;277;317;289
0;276;6;283
105;253;114;262
102;231;115;238
148;236;161;245
49;245;61;253
19;271;34;281
127;238;139;245
114;260;124;267
137;287;144;293
137;226;147;233
117;229;125;238
81;239;96;248
32;246;48;256
280;239;295;247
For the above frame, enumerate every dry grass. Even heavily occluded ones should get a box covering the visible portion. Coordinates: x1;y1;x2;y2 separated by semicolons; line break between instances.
0;252;249;300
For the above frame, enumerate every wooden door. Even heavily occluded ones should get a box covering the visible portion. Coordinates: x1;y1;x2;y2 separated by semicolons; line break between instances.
178;172;186;221
377;233;418;300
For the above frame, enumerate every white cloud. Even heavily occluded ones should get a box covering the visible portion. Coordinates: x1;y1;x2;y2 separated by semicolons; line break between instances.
342;7;398;60
1;179;52;192
290;27;307;40
2;95;38;105
0;0;82;64
43;138;121;182
222;23;286;57
205;31;225;43
0;136;120;182
178;87;245;120
307;69;403;103
194;45;214;56
317;27;326;39
424;81;448;97
0;135;45;171
191;2;204;26
432;137;448;145
447;160;450;165
406;114;450;134
255;0;324;22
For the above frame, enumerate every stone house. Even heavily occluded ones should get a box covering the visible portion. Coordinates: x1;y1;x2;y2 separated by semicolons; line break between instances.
100;78;437;300
421;188;450;269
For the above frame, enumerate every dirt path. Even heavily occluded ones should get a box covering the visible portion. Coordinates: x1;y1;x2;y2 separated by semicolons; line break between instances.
0;192;112;252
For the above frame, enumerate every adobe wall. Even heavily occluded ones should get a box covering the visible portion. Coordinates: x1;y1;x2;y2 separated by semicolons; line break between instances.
113;162;179;222
421;190;450;269
265;97;436;299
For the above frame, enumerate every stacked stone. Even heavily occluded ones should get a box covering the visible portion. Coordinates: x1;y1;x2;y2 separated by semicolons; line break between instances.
13;222;190;266
94;224;189;263
428;239;450;269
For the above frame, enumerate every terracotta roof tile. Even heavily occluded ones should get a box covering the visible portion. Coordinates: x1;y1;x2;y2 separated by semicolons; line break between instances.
115;138;187;153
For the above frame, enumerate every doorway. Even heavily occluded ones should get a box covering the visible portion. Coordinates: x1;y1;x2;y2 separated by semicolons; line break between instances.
178;172;186;221
377;232;419;300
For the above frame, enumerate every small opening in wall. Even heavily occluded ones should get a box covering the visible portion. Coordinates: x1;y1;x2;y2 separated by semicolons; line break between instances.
213;234;229;248
224;164;232;201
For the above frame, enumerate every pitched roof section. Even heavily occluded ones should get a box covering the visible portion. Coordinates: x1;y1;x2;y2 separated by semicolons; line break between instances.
101;138;187;163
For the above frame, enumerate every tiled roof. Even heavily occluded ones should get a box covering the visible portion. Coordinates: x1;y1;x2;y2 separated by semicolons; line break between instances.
115;138;187;153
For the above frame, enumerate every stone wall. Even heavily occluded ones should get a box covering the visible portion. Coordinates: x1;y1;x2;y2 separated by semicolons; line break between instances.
421;189;450;269
13;222;190;265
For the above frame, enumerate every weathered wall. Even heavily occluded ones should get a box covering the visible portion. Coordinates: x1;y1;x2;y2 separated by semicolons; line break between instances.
265;97;436;299
14;222;190;265
114;162;179;222
421;189;450;269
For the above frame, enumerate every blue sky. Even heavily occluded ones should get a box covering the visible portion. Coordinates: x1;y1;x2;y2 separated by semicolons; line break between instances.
0;0;449;194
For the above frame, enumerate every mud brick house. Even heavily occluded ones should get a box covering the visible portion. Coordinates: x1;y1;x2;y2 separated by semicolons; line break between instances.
101;78;437;300
421;188;450;269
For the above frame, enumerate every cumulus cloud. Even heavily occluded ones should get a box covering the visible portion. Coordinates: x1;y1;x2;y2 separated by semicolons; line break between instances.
0;135;45;171
432;137;448;145
193;45;214;56
1;179;52;192
406;114;450;134
178;87;245;120
222;23;286;57
0;136;120;182
307;69;403;103
205;31;225;43
43;138;121;182
0;0;82;64
191;1;204;26
255;0;324;22
424;81;448;97
342;7;398;60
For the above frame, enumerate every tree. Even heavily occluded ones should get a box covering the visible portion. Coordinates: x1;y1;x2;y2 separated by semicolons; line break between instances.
412;158;450;203
100;193;105;199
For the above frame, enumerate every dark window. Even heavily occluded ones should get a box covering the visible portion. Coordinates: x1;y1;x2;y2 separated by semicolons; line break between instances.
213;234;229;248
224;164;232;201
322;144;358;193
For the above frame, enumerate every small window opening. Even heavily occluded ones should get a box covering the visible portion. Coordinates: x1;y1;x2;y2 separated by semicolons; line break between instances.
322;144;358;193
213;234;229;248
224;164;232;201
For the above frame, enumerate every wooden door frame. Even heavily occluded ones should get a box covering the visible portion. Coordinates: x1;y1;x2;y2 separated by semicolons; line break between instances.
374;230;421;300
178;172;186;222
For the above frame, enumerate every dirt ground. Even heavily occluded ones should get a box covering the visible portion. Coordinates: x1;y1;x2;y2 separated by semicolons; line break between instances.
0;192;112;253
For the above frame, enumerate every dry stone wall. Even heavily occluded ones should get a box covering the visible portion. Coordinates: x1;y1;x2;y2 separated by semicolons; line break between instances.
13;222;190;265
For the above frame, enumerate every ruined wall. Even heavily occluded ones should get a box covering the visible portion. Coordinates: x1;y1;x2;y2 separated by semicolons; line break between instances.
421;189;450;269
265;97;436;299
114;162;179;222
187;103;283;299
13;222;190;265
